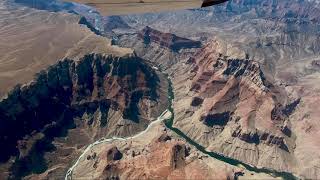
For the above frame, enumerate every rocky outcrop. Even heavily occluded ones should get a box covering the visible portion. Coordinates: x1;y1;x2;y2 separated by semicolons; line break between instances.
191;97;204;107
231;128;290;152
106;147;123;161
78;16;101;35
311;60;320;69
98;140;230;180
0;53;168;179
138;26;201;52
157;133;172;142
171;144;187;169
103;16;130;32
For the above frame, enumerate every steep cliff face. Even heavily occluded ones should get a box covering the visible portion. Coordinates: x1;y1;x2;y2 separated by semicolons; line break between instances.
0;53;168;179
138;26;202;52
103;16;130;32
172;40;299;174
114;27;204;79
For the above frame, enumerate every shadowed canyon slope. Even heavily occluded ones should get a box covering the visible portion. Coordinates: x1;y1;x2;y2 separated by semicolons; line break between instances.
0;53;168;179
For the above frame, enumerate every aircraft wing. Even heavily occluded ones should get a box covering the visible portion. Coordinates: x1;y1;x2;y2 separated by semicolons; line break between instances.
63;0;228;16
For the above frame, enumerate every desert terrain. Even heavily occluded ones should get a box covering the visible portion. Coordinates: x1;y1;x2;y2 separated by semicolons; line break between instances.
0;0;131;98
0;0;320;179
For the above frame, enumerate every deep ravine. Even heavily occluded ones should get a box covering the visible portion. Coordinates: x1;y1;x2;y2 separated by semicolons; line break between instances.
59;16;298;178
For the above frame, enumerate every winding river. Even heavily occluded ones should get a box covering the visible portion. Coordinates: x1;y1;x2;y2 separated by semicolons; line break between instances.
65;74;298;180
65;109;171;180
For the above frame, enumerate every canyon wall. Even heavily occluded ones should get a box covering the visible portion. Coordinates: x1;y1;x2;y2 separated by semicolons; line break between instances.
0;53;168;179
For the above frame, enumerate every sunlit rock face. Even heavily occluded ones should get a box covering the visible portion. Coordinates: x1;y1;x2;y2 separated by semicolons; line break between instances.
172;40;298;173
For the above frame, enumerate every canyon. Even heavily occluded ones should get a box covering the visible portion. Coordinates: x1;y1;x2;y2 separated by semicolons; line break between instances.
0;0;320;179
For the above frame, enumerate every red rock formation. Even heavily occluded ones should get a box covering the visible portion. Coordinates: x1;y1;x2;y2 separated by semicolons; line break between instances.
138;26;201;52
106;147;123;161
81;134;237;180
